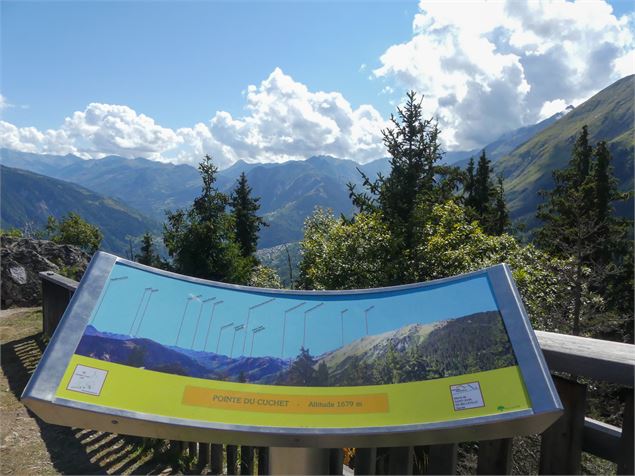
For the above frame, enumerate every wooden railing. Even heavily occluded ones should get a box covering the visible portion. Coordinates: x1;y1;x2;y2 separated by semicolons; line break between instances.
39;271;634;475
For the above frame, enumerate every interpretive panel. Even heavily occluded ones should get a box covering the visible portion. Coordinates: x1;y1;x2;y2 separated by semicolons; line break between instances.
22;252;562;447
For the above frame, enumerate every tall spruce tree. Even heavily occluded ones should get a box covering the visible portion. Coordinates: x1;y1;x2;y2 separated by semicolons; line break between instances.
464;157;476;203
286;347;317;386
590;141;629;267
136;232;159;267
535;126;629;335
463;150;507;235
347;91;460;283
230;172;267;258
349;91;443;249
163;155;249;282
489;175;510;236
472;149;493;217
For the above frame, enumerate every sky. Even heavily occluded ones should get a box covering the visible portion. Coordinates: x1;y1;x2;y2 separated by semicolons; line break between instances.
1;0;634;169
90;262;499;359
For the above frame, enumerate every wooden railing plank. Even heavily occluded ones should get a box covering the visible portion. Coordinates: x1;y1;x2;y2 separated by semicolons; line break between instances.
355;448;377;475
539;376;586;474
256;447;269;475
39;271;77;338
188;441;198;460
328;448;343;475
617;390;634;475
210;443;223;474
426;444;457;475
226;445;238;475
582;418;621;462
241;446;254;475
476;438;512;475
535;331;635;387
387;447;413;475
198;442;210;468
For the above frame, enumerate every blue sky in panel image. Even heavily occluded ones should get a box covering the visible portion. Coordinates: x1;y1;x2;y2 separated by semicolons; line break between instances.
88;263;499;359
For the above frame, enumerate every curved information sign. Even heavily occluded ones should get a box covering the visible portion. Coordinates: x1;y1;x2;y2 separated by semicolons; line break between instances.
23;252;561;447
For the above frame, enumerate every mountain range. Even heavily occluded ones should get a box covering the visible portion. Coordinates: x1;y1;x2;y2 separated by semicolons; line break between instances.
1;74;632;253
498;74;634;225
0;165;160;254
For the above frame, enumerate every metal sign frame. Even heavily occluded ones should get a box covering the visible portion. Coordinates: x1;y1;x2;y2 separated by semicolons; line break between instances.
22;252;562;447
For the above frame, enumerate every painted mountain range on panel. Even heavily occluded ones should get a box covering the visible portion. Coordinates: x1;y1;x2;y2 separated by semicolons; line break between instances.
76;310;516;387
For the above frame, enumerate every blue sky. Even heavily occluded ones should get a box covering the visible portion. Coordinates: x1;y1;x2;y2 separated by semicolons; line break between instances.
1;2;417;129
90;262;499;359
1;1;634;168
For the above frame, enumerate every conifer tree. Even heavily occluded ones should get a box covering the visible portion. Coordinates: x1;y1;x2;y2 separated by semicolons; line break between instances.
163;155;249;282
136;232;159;267
315;361;329;387
349;91;443;249
590;141;628;267
464;157;476;203
489;175;510;236
286;347;317;386
347;91;461;283
535;126;629;335
230;172;267;258
473;150;493;217
536;126;596;258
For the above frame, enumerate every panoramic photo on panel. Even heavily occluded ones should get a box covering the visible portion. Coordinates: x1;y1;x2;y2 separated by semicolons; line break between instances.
76;263;517;387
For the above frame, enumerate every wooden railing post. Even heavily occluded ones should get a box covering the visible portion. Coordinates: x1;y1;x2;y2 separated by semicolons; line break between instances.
426;443;457;475
617;389;634;475
328;448;343;475
257;447;269;475
476;438;513;475
539;376;586;474
355;448;377;475
188;441;198;461
210;443;223;474
199;442;210;468
226;445;238;474
241;445;254;475
387;447;413;475
39;271;78;337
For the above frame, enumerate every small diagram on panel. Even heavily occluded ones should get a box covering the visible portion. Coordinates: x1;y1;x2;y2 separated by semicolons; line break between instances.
450;382;485;411
67;364;108;396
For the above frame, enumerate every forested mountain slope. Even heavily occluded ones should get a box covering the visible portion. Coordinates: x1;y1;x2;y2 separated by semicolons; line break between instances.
1;165;159;254
498;75;634;225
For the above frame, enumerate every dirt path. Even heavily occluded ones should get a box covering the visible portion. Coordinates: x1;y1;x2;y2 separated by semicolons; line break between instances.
0;308;180;475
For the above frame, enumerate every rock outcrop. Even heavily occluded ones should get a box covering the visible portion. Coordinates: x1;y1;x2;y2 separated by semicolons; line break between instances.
1;236;90;309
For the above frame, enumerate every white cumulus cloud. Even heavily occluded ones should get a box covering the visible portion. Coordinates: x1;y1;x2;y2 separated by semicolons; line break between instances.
374;0;635;149
0;69;389;167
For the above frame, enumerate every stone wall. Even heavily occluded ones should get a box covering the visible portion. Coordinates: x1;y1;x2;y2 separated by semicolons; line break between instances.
1;236;90;309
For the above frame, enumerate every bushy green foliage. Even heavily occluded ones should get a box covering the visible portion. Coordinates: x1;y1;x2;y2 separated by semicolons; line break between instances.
0;227;23;237
299;209;392;290
46;212;103;253
299;201;596;334
247;265;283;289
